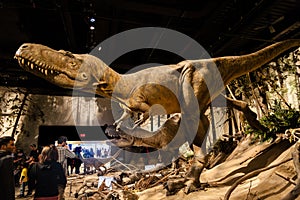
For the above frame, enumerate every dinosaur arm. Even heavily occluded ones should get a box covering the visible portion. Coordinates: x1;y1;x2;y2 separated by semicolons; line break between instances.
113;100;151;129
114;86;152;129
113;108;132;129
129;100;151;128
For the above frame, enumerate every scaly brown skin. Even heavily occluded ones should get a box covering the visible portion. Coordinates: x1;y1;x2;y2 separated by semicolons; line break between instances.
15;40;300;194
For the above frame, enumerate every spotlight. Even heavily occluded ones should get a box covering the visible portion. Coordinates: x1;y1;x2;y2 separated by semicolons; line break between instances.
90;26;95;30
90;17;96;23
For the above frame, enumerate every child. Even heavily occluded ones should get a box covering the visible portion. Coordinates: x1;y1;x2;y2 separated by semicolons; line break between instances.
18;162;29;197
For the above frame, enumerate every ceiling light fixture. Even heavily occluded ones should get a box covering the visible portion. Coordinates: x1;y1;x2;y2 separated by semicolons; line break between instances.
90;17;95;23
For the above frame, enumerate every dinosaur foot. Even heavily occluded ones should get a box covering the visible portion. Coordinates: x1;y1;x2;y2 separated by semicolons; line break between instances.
183;179;208;194
164;178;185;196
164;156;209;195
164;178;208;195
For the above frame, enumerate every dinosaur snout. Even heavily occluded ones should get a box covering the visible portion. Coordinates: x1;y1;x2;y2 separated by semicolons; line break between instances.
15;44;30;57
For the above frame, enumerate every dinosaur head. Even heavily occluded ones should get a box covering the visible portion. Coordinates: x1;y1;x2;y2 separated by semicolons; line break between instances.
14;43;102;92
105;125;135;148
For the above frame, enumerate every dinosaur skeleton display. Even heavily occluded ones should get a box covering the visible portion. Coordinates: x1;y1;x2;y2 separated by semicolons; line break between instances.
15;39;300;194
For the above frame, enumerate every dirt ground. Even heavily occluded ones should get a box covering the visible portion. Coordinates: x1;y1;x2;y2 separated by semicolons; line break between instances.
14;137;300;200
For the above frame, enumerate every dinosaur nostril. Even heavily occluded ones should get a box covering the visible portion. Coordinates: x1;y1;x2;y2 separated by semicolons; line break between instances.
16;44;29;56
21;44;28;49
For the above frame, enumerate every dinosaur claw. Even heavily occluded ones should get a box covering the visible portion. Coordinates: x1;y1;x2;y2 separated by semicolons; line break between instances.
165;178;205;195
116;124;121;131
183;179;201;194
113;120;123;131
164;178;185;195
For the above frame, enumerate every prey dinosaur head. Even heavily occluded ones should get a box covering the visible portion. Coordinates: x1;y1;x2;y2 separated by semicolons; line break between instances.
105;125;135;148
104;114;181;149
14;43;108;94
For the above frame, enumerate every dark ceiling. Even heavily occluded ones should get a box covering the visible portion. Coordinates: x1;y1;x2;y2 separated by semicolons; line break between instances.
0;0;299;96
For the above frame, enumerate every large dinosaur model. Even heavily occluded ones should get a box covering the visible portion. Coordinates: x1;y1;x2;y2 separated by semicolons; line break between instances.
15;39;300;193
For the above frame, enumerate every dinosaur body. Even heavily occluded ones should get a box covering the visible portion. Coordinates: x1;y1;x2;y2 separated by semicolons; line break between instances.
15;40;300;130
15;39;300;193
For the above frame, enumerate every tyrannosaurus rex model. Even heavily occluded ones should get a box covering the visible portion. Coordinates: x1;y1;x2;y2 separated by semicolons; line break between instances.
15;39;300;193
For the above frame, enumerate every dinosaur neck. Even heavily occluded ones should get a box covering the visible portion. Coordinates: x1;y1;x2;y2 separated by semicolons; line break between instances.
218;39;300;85
93;59;122;99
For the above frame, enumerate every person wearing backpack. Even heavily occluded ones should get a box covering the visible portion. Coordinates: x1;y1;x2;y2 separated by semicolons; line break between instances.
56;136;75;200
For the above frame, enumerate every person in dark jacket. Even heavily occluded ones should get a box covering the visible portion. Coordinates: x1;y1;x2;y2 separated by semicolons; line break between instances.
26;143;40;196
29;145;66;200
0;136;16;200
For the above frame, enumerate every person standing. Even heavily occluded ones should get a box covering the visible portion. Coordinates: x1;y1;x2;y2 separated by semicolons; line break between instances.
13;148;27;187
18;162;29;198
26;144;39;196
0;136;16;200
27;144;39;163
29;145;66;200
56;136;76;200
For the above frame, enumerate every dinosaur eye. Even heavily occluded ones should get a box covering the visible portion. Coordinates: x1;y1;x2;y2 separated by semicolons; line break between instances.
69;62;77;68
81;73;88;80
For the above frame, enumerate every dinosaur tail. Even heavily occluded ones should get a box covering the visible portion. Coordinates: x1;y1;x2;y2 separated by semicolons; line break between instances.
216;39;300;85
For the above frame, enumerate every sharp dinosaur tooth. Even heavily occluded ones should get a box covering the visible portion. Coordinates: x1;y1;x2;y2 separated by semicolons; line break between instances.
51;70;54;74
44;70;48;76
41;68;44;73
21;59;24;65
27;61;31;66
30;63;34;69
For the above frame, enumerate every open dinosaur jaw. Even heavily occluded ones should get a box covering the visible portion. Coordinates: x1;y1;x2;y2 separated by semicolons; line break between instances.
14;54;78;88
105;125;135;147
15;54;58;76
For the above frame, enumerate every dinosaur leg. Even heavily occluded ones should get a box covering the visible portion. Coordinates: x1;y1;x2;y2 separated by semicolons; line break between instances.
165;114;210;194
164;61;210;194
183;113;209;193
182;146;208;193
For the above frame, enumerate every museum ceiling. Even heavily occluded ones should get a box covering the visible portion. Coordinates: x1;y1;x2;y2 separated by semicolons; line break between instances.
0;0;299;96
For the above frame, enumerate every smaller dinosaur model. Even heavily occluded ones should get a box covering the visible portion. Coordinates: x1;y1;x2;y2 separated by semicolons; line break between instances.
81;149;121;174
